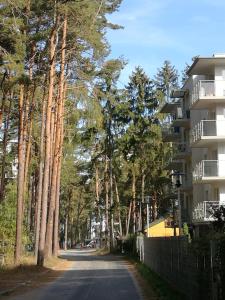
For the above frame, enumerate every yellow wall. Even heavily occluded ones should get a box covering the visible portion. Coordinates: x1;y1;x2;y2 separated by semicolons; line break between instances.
146;220;180;237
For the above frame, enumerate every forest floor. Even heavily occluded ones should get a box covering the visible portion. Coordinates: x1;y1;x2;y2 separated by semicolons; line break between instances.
0;254;72;298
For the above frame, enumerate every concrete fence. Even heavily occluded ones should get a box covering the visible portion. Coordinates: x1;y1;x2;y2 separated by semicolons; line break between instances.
136;236;218;300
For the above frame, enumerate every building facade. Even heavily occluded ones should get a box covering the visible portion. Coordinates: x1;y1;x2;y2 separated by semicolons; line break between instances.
160;54;225;235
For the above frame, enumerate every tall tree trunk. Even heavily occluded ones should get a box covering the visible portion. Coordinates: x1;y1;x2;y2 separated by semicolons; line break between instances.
0;92;12;201
114;176;122;236
53;104;65;256
23;112;34;230
153;191;157;220
95;162;102;246
132;166;136;234
44;99;59;258
34;92;47;259
64;215;68;250
141;170;146;232
126;201;132;237
15;85;26;264
23;62;36;219
109;157;114;249
49;98;56;187
104;157;109;248
52;158;60;256
46;16;67;258
37;22;58;266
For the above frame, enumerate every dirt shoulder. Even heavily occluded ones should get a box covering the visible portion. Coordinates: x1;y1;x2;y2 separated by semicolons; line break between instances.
0;255;72;299
127;258;183;300
125;259;159;300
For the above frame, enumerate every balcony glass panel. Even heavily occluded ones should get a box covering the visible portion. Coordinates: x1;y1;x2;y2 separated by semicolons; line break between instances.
204;160;218;177
202;120;216;136
191;120;225;143
191;80;225;106
193;160;225;180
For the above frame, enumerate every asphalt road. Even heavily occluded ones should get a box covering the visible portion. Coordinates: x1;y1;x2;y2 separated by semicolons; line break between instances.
9;249;143;300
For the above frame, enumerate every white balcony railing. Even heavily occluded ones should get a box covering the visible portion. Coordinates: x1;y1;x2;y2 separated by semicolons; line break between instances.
193;160;225;181
191;120;225;143
193;201;224;221
191;80;225;106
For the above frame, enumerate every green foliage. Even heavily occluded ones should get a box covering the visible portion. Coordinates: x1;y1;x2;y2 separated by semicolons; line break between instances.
155;60;179;98
0;183;17;256
0;0;182;256
116;67;157;161
136;262;183;300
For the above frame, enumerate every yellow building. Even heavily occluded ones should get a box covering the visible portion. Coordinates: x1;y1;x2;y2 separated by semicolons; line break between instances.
145;217;180;237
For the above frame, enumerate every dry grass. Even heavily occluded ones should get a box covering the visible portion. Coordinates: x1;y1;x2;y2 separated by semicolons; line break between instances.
0;254;72;298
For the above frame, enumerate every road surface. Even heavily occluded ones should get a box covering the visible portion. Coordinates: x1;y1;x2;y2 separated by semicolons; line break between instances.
9;249;143;300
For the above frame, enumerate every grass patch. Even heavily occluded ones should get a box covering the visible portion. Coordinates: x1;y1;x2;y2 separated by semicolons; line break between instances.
136;261;184;300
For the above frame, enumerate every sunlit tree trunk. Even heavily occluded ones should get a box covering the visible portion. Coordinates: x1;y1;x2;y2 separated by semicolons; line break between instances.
104;157;109;248
126;201;132;237
132;166;136;234
38;21;58;266
15;85;26;264
53;93;65;256
114;176;122;236
141;170;146;232
109;157;114;249
35;92;47;259
50;16;67;257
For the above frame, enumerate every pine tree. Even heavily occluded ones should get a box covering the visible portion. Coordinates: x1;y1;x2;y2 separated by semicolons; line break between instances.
155;60;179;100
116;67;158;233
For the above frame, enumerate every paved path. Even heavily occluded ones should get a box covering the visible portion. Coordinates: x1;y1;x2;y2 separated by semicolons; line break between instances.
9;250;143;300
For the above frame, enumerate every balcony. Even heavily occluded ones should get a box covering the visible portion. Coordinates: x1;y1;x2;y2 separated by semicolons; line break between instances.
191;120;225;147
193;160;225;183
166;158;183;171
193;201;224;222
173;143;191;160
159;100;180;114
191;80;225;109
162;125;181;142
171;107;190;129
170;89;186;99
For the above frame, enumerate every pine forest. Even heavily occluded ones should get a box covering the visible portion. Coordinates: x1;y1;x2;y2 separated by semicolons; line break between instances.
0;0;181;266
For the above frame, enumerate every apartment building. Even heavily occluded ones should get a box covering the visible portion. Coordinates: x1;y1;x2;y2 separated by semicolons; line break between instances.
160;54;225;235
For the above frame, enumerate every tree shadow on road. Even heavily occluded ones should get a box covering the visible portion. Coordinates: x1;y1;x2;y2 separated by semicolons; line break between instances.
0;257;70;298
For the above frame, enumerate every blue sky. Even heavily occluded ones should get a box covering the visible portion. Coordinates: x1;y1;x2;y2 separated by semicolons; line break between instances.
106;0;225;85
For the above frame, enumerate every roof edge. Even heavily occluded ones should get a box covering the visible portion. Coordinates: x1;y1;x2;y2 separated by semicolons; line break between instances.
187;56;225;76
186;57;200;76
